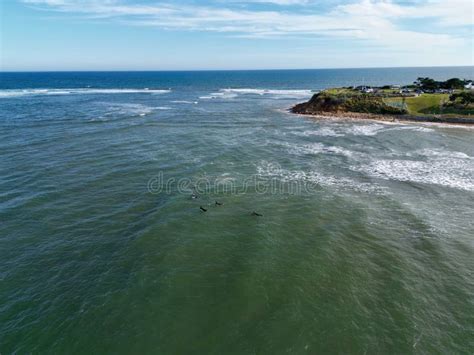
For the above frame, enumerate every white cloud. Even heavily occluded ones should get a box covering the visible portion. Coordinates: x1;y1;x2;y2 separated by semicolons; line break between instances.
19;0;472;53
338;0;473;26
226;0;311;4
413;0;473;26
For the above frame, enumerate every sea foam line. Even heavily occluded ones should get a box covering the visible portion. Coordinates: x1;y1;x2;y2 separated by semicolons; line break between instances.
256;161;385;194
352;149;474;191
221;88;313;96
171;100;198;104
199;88;314;100
0;88;171;98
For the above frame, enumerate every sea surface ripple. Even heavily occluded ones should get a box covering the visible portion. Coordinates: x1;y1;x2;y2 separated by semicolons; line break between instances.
0;68;473;354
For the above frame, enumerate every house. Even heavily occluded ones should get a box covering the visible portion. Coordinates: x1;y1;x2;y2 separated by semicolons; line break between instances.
465;82;473;90
434;89;454;94
356;86;374;93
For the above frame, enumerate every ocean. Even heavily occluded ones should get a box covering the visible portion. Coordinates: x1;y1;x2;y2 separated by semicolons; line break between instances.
1;67;473;353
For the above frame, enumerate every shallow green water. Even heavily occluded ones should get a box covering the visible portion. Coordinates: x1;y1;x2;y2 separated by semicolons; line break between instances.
1;70;473;353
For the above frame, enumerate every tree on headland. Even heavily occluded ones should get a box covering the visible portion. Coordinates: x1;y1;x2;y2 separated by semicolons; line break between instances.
415;77;439;91
442;78;465;89
415;77;469;91
449;92;474;107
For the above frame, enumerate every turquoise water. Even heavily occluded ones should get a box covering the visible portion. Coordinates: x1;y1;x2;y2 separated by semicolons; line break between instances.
1;68;473;353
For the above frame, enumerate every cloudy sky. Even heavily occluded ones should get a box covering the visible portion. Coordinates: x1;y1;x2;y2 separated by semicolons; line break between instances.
1;0;473;70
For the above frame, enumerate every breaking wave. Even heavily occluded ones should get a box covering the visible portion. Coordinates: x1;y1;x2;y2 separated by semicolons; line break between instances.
90;103;170;120
282;142;356;158
353;149;474;191
292;123;434;138
293;127;344;137
256;161;385;194
171;100;198;104
0;88;171;98
200;88;313;100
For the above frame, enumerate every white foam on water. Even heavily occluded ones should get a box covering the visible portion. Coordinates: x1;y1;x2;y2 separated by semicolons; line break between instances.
353;149;474;191
293;123;434;138
415;148;471;159
199;92;239;100
346;124;387;136
343;123;436;137
0;88;171;98
393;125;434;133
199;88;313;100
221;88;313;98
96;103;163;119
215;173;236;185
171;100;198;104
256;161;384;194
293;127;344;137
282;142;356;158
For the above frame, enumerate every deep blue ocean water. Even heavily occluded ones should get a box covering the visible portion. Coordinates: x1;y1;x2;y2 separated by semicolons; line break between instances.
1;67;473;353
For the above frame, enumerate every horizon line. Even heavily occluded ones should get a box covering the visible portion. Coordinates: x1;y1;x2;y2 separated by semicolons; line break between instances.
1;64;473;74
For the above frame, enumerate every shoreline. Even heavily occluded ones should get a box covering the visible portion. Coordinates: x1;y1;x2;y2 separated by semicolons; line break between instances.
290;110;474;126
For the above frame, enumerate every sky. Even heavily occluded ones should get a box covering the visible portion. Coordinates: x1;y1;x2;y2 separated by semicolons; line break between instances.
0;0;473;71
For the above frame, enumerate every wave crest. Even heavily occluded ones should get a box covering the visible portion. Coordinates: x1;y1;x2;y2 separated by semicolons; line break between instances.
0;88;171;98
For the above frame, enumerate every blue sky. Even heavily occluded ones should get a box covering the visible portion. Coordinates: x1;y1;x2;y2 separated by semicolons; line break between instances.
1;0;473;71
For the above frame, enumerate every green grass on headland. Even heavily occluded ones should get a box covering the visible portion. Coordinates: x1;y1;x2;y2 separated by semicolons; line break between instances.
324;88;356;96
384;94;474;116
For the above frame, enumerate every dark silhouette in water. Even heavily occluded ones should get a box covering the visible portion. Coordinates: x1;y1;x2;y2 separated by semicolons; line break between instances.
200;206;207;212
215;201;223;206
251;211;263;217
